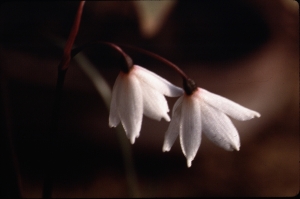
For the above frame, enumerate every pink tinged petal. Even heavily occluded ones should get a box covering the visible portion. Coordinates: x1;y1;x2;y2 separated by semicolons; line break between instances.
201;101;240;151
133;65;184;97
200;88;261;121
179;95;202;168
109;73;122;127
162;96;183;152
117;73;143;144
141;81;170;121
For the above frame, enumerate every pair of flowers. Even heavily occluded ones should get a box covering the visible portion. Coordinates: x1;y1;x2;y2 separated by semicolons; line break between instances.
109;63;260;167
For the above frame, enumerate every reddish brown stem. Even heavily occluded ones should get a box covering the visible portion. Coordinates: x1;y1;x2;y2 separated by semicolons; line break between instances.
42;1;85;198
71;41;197;95
60;1;85;71
118;44;198;94
119;44;189;80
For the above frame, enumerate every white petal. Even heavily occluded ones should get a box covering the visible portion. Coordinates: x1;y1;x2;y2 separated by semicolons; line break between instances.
179;95;201;167
141;81;170;121
200;88;261;121
117;73;143;144
162;96;183;152
133;65;184;97
109;73;122;127
201;101;240;151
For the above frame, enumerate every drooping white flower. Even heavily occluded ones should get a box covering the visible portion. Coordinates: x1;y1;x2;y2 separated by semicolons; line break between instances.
163;87;261;167
109;65;184;144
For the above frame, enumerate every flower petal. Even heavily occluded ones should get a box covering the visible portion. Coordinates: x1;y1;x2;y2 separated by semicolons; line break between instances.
180;95;201;168
117;73;143;144
200;88;261;121
142;86;170;121
134;65;184;97
162;96;183;152
201;101;240;151
109;73;122;127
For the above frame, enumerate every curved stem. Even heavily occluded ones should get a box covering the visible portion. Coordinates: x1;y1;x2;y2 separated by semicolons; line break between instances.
72;41;190;81
45;32;141;198
72;42;197;95
72;41;134;73
42;1;85;198
119;44;189;80
60;1;85;71
0;75;22;198
118;44;199;95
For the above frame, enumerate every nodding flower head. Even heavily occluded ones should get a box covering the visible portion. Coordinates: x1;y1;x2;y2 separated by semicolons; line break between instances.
105;43;260;167
109;64;184;144
163;86;260;167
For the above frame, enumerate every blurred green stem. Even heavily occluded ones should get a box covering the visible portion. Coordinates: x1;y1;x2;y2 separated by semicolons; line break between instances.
44;25;140;199
73;53;140;197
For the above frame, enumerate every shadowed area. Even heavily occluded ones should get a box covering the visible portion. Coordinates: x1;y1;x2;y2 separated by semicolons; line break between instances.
0;0;298;197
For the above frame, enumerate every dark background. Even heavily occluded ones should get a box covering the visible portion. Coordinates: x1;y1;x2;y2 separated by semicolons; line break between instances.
0;0;298;197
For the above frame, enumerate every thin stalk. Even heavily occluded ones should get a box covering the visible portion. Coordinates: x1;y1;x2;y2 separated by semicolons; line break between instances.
118;44;189;80
72;41;198;95
72;41;190;81
0;75;22;198
60;1;86;71
45;31;141;198
117;44;198;94
73;53;140;197
42;1;85;198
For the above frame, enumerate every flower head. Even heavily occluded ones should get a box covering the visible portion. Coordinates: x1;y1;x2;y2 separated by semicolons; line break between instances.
109;65;184;144
163;87;261;167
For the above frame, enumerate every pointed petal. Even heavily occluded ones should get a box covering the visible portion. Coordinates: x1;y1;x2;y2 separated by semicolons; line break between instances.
117;73;143;144
134;65;184;97
141;81;170;121
172;94;184;116
109;73;122;127
179;95;201;167
200;88;261;121
162;96;183;152
201;101;240;151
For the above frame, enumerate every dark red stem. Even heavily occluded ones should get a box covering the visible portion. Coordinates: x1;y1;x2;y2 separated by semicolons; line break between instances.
42;1;85;198
60;1;85;71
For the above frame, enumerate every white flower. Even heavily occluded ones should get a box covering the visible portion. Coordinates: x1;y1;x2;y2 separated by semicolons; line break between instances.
162;87;261;167
109;65;184;144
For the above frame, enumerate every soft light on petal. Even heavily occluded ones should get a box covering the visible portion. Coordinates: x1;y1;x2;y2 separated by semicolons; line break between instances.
134;65;184;97
117;73;143;144
141;82;170;121
180;95;202;167
163;86;260;167
200;88;261;121
162;96;183;152
109;73;122;127
110;64;184;145
201;101;240;151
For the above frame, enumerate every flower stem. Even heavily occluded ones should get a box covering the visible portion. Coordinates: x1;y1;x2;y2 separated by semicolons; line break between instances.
71;41;134;73
118;44;190;80
72;42;197;95
118;44;198;95
44;16;140;199
60;1;86;71
0;76;22;198
75;42;190;80
42;1;85;198
183;78;198;95
71;41;190;81
71;42;140;198
42;70;66;199
101;42;134;73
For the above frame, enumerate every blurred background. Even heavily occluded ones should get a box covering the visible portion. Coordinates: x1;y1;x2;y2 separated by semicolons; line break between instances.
0;0;298;197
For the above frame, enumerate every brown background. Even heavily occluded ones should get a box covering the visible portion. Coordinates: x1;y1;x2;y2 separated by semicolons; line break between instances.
0;0;298;197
